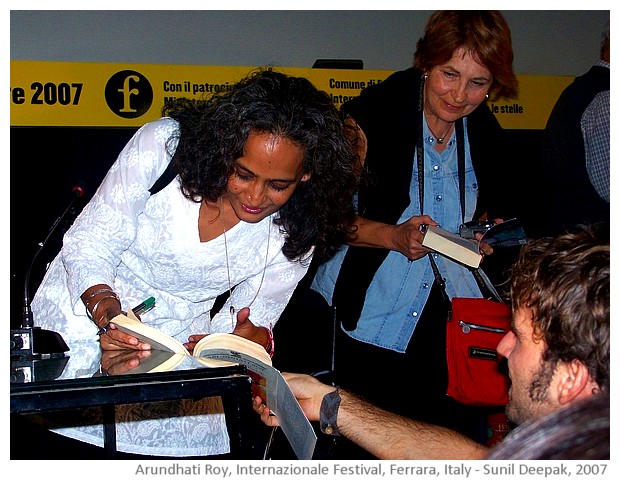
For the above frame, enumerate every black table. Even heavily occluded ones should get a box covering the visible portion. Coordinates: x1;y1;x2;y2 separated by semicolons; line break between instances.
10;353;255;459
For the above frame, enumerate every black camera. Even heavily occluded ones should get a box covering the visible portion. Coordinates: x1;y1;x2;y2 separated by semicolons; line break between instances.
459;220;495;239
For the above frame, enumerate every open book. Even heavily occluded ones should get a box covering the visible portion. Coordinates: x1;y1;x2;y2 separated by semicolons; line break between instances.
111;312;317;460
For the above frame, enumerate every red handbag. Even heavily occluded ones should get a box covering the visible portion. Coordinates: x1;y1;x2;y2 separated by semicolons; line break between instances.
446;297;511;406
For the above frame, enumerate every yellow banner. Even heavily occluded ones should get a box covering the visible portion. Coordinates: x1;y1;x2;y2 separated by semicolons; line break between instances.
10;61;573;129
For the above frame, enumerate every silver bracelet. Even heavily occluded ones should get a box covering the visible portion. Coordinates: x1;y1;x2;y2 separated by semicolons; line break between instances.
87;288;116;300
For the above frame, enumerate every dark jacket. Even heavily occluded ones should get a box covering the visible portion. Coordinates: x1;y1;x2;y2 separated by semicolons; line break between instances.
332;67;508;326
540;65;610;236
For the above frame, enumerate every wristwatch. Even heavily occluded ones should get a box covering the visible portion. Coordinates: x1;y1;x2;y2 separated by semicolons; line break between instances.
319;387;341;436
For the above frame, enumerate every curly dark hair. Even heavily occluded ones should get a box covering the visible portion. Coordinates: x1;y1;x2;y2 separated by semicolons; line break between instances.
161;68;360;263
509;223;610;392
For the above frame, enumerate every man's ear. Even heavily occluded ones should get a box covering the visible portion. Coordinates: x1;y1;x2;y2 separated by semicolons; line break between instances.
556;359;597;406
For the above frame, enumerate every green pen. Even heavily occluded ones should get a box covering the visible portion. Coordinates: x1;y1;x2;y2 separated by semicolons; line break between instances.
132;296;156;316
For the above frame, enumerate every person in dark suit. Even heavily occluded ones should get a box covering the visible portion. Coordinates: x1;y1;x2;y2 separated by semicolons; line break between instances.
538;20;609;237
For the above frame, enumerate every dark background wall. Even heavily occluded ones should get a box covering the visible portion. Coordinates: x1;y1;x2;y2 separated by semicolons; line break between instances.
10;10;610;327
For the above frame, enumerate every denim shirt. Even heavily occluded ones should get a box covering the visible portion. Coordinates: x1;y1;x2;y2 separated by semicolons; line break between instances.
312;116;487;353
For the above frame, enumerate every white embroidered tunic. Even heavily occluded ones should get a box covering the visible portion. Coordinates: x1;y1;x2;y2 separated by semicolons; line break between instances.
31;117;309;456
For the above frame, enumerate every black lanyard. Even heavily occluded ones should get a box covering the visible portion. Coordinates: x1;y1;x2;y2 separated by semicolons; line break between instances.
416;76;498;301
415;77;465;220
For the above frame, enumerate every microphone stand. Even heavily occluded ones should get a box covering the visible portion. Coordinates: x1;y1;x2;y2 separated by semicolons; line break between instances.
11;186;84;357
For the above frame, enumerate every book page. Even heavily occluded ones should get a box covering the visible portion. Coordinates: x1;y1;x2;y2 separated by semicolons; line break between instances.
195;348;276;402
196;346;317;460
110;313;190;355
267;370;318;461
194;333;272;365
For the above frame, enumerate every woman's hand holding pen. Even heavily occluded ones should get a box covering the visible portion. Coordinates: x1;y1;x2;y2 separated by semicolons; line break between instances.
99;322;151;351
81;284;129;350
98;296;156;351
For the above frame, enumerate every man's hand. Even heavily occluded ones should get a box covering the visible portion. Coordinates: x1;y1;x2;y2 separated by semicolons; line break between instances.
253;372;337;426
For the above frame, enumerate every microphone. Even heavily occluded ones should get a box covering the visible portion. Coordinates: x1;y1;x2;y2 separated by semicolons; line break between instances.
12;183;85;356
71;184;86;198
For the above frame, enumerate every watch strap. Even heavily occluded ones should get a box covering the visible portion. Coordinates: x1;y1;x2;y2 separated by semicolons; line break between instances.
319;387;341;436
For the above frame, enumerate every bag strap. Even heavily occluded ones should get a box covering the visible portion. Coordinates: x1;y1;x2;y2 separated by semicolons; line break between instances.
416;94;458;307
148;160;232;317
416;87;500;303
456;137;502;302
148;159;178;196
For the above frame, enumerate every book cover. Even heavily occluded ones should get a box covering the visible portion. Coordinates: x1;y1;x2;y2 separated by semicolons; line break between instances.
422;225;482;268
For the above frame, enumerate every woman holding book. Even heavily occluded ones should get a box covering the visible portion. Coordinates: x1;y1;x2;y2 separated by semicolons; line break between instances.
27;68;359;458
275;11;520;457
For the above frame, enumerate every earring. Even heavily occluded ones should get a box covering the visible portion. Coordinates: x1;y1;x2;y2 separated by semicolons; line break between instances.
485;94;489;99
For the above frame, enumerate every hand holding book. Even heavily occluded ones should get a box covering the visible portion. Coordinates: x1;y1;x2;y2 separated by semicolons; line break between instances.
108;312;317;459
422;218;527;268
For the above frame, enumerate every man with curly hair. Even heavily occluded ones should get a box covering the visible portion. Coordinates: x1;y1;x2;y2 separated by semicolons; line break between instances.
256;224;609;459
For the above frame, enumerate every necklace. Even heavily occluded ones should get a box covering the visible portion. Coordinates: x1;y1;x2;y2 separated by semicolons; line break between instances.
422;77;454;145
221;198;271;328
427;121;454;144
